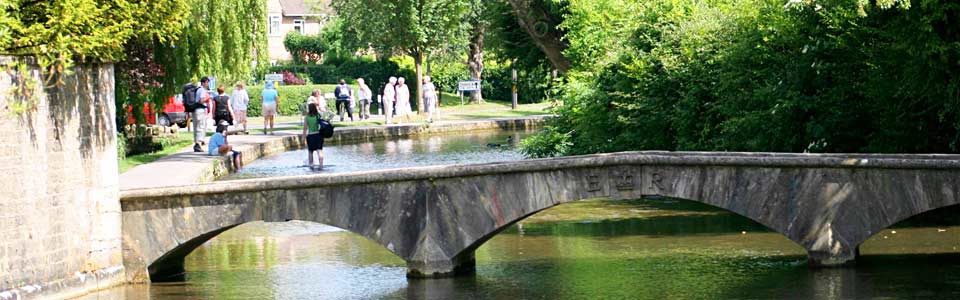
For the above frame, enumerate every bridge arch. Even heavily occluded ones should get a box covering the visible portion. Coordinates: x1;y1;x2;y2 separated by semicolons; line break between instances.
121;152;960;280
438;194;810;274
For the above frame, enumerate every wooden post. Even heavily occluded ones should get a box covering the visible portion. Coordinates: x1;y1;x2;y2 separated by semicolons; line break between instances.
511;68;518;110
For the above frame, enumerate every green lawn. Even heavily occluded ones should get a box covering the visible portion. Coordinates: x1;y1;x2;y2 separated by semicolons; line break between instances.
118;132;196;173
246;95;553;128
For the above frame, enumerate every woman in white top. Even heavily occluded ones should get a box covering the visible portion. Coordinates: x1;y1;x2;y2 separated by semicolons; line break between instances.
395;77;411;120
229;82;250;134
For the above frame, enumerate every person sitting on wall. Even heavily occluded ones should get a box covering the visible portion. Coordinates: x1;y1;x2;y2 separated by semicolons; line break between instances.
208;122;243;171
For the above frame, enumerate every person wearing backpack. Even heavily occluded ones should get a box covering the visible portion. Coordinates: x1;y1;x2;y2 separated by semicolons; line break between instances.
302;103;326;170
184;77;212;152
334;79;354;122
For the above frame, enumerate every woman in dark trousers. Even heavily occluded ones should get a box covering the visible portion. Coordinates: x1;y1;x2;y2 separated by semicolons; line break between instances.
302;103;326;170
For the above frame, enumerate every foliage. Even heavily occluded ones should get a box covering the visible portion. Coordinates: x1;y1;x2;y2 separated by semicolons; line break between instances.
245;84;337;117
524;0;960;157
114;0;268;127
283;31;327;64
282;71;306;85
332;0;469;111
269;56;416;106
0;0;186;76
116;133;127;160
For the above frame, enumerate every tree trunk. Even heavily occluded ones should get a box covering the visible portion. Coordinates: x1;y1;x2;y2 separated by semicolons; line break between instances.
506;0;571;73
467;23;485;104
414;51;425;114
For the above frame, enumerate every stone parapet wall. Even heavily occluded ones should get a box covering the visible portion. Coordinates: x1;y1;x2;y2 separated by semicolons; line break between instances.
0;58;124;299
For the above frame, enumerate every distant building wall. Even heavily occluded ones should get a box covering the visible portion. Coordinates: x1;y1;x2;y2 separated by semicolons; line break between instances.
0;57;123;299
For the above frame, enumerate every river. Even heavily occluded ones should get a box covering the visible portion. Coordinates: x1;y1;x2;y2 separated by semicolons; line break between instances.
82;129;960;299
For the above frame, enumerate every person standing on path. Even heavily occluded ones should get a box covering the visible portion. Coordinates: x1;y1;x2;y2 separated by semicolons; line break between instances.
356;78;372;120
395;77;411;122
211;85;235;127
383;77;397;124
422;76;439;123
261;81;280;135
230;81;250;134
302;103;326;170
334;79;354;122
307;88;327;113
192;77;212;152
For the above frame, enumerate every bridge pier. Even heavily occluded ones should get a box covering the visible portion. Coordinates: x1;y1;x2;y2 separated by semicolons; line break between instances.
406;251;476;278
806;246;860;267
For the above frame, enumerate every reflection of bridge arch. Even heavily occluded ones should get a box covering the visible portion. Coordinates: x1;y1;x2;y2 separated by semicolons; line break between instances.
121;151;960;282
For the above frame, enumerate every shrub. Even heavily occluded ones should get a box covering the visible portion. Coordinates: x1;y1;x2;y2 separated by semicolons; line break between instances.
245;84;337;117
282;71;306;85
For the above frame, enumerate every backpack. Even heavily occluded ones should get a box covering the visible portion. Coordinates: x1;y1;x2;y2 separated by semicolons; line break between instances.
335;85;351;100
318;116;334;138
182;83;201;110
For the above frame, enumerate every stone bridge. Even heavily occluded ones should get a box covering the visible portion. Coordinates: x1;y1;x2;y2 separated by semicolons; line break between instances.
120;151;960;282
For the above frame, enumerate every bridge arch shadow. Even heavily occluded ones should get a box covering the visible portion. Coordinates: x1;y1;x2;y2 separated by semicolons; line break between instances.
146;219;405;282
445;196;807;270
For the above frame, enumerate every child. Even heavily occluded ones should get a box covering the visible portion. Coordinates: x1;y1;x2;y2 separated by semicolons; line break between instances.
302;103;325;170
208;123;243;171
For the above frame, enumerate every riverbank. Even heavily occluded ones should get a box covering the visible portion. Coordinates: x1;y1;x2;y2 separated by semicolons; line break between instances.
118;116;548;191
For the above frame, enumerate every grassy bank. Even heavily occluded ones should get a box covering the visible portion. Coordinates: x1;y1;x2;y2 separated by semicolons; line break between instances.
118;132;196;173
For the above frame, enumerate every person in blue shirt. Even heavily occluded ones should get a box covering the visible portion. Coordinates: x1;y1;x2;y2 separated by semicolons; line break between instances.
208;123;243;171
261;81;281;135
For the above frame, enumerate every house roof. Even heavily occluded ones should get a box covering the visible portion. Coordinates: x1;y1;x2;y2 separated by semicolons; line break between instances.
280;0;332;17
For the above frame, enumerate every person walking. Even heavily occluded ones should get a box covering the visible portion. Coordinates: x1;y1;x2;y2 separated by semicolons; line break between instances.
302;103;326;170
356;78;372;120
230;81;250;134
192;77;212;152
382;77;397;124
422;76;439;123
395;77;411;121
261;81;280;135
211;85;235;127
334;79;354;122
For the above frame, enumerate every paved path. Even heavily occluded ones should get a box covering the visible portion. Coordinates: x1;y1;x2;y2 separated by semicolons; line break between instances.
119;116;548;191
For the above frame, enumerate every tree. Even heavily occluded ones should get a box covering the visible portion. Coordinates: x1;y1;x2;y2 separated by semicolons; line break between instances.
332;0;468;113
504;0;570;73
464;0;489;104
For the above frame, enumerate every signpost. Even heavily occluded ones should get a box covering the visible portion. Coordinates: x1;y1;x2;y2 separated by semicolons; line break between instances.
458;80;481;106
264;73;283;84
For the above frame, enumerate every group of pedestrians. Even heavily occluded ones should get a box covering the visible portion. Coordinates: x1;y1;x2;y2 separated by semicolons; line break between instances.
184;75;441;172
381;76;439;123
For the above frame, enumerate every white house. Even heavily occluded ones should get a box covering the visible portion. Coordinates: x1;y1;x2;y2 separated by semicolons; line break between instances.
267;0;332;63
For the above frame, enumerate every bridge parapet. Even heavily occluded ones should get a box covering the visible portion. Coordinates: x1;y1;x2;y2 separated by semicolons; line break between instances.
120;151;960;281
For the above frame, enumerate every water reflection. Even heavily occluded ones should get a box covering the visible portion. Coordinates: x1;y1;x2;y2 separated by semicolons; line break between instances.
223;130;532;180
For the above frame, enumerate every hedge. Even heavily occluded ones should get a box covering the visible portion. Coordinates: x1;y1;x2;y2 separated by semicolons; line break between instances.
268;57;419;110
237;84;337;117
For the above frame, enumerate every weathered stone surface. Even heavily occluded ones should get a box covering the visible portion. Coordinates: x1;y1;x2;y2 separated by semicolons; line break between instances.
0;58;125;299
120;151;960;280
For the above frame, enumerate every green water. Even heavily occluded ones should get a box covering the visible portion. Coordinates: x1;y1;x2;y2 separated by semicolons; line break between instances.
82;199;960;300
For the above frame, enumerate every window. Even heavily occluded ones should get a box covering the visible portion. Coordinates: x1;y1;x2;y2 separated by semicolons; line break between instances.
293;19;304;34
269;15;281;36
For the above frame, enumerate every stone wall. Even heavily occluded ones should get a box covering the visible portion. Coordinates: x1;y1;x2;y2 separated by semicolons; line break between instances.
0;58;124;299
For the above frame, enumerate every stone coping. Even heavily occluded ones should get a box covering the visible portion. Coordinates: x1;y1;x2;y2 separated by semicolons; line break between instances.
119;116;549;190
120;150;960;201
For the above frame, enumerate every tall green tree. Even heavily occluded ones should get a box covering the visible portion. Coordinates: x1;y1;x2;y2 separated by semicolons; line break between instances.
332;0;468;112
